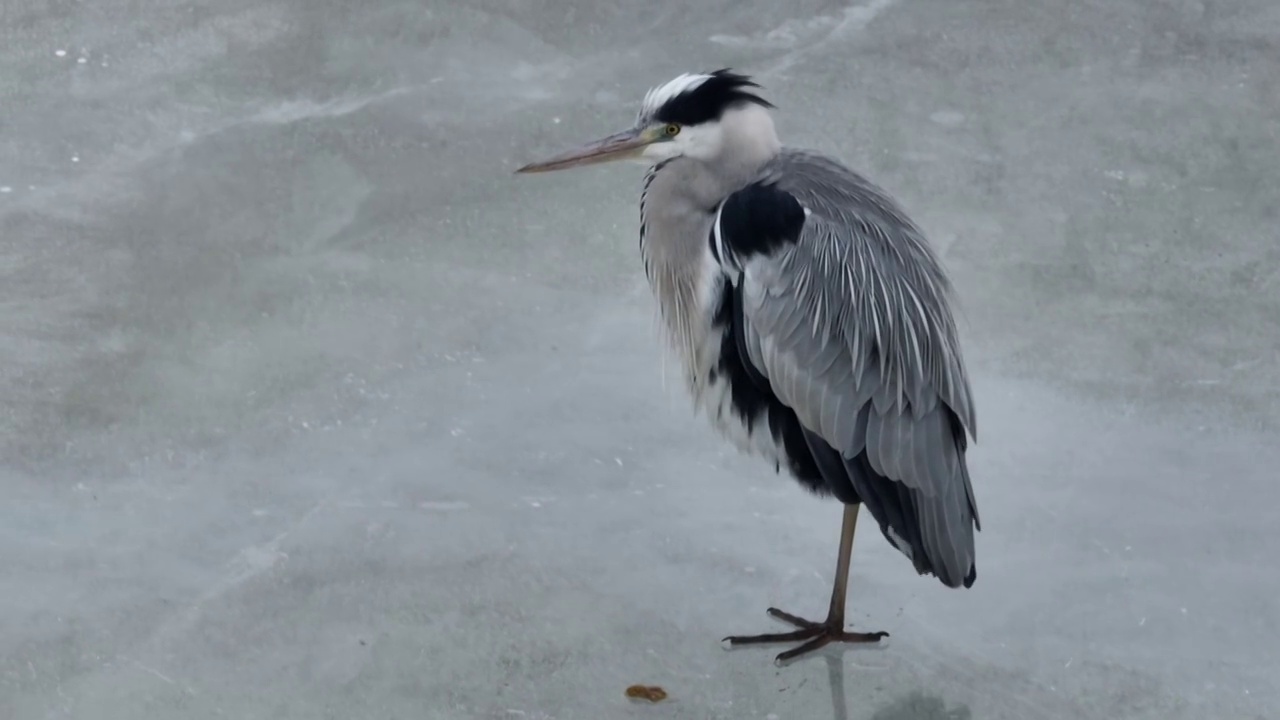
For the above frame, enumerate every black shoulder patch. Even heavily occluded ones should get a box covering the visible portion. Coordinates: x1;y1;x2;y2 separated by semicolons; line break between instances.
653;69;775;126
713;181;806;265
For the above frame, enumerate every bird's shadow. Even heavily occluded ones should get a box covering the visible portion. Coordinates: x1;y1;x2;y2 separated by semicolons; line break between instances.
824;653;971;720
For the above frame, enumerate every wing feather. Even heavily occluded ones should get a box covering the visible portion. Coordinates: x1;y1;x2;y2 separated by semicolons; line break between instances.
735;149;980;587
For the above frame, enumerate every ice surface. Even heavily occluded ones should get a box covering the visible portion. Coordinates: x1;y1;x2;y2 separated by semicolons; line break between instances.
2;0;1278;718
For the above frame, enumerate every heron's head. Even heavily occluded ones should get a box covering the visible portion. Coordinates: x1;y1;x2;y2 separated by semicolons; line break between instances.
516;69;779;174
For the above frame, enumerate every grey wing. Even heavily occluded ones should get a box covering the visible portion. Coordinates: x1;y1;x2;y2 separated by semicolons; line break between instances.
737;153;980;587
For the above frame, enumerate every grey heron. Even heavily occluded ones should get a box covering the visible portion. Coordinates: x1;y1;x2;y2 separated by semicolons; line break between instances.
516;70;980;664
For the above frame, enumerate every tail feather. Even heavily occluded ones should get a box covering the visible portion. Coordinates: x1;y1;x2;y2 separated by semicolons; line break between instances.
844;444;977;589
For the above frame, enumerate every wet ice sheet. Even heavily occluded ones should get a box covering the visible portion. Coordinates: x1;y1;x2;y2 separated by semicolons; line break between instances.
2;0;1278;718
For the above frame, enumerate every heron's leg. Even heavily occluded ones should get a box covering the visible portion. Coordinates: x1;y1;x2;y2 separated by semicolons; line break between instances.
723;504;888;664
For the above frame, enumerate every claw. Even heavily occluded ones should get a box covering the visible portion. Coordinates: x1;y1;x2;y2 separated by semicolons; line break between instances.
724;608;887;664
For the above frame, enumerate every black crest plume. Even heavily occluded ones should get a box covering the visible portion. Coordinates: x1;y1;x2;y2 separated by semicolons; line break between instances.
650;69;775;126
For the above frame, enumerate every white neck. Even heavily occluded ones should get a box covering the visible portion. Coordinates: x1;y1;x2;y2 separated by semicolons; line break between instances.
714;103;782;184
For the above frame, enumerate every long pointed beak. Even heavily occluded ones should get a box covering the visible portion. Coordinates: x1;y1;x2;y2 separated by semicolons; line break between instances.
515;127;654;174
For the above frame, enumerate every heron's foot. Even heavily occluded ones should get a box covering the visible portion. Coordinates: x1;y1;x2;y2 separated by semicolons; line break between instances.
722;607;888;665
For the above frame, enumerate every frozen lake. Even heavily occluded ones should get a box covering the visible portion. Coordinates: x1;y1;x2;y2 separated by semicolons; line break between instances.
2;0;1278;717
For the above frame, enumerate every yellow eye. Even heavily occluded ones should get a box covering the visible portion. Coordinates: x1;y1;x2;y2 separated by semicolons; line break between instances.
665;124;680;136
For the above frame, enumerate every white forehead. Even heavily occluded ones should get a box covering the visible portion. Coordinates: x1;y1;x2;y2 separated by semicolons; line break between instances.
638;73;714;121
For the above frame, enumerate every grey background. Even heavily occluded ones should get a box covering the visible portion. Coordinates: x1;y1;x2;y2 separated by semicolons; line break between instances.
2;0;1278;718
